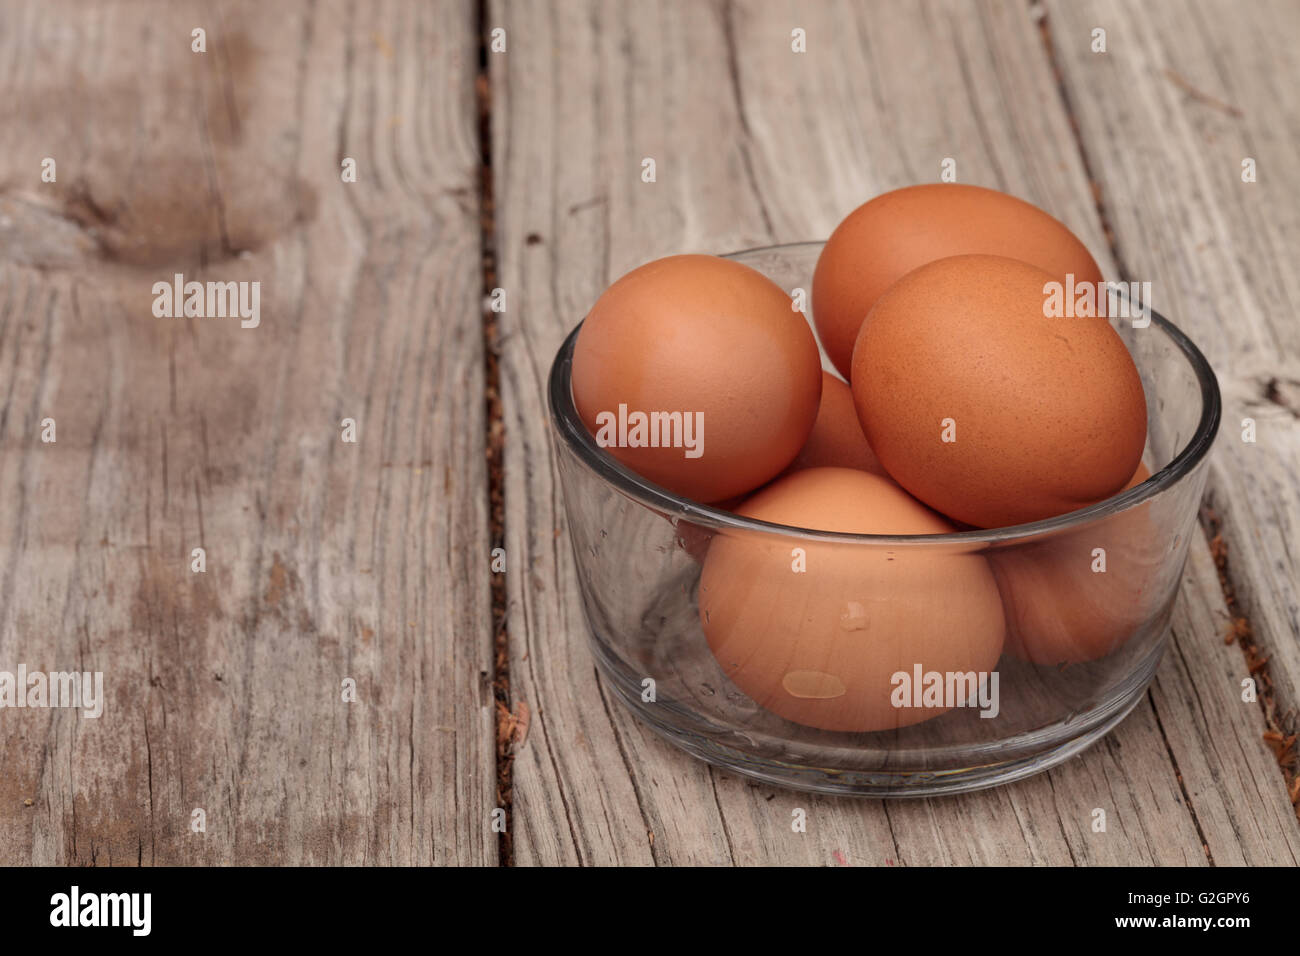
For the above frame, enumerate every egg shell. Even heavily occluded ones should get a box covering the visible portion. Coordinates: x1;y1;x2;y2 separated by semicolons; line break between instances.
1124;461;1153;491
572;255;822;503
786;371;887;477
987;465;1164;665
851;254;1148;528
813;183;1104;379
698;468;1005;733
992;463;1163;665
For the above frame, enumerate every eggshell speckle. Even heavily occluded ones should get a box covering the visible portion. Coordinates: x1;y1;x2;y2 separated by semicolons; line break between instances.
698;468;1005;732
851;254;1147;528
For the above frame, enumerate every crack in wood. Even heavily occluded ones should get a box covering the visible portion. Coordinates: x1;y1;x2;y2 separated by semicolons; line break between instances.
1202;504;1299;820
477;0;513;868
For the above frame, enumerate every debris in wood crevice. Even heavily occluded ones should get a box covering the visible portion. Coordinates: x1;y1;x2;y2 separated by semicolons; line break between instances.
1264;376;1300;417
497;699;530;749
1203;504;1299;820
476;0;513;867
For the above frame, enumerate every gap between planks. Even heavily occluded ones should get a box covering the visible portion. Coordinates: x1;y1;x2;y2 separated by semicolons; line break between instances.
475;0;515;867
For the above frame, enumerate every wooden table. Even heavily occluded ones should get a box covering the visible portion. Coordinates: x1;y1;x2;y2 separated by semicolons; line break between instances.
0;0;1296;866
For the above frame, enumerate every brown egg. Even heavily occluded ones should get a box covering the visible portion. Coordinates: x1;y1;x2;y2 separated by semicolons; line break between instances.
851;254;1147;528
992;463;1163;665
698;468;1005;732
573;255;822;503
786;371;887;477
813;184;1103;379
1124;461;1152;490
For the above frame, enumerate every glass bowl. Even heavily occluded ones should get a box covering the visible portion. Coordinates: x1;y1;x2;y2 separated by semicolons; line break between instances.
547;242;1221;796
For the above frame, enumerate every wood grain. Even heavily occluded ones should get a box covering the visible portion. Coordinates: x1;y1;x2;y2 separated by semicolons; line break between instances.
489;0;1300;865
0;0;495;864
0;0;1294;868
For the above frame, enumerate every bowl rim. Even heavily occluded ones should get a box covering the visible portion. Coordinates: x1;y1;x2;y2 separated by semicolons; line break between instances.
546;241;1222;545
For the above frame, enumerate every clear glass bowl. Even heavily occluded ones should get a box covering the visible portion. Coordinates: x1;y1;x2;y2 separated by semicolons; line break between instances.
547;242;1221;796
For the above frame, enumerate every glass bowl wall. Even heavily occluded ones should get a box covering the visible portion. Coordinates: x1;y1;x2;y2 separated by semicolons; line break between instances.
547;242;1220;796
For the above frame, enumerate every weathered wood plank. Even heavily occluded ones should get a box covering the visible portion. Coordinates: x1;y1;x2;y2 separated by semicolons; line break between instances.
1045;0;1300;825
0;0;494;864
491;0;1296;864
1152;543;1300;863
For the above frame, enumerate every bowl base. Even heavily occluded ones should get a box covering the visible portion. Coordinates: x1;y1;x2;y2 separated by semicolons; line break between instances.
590;634;1164;798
